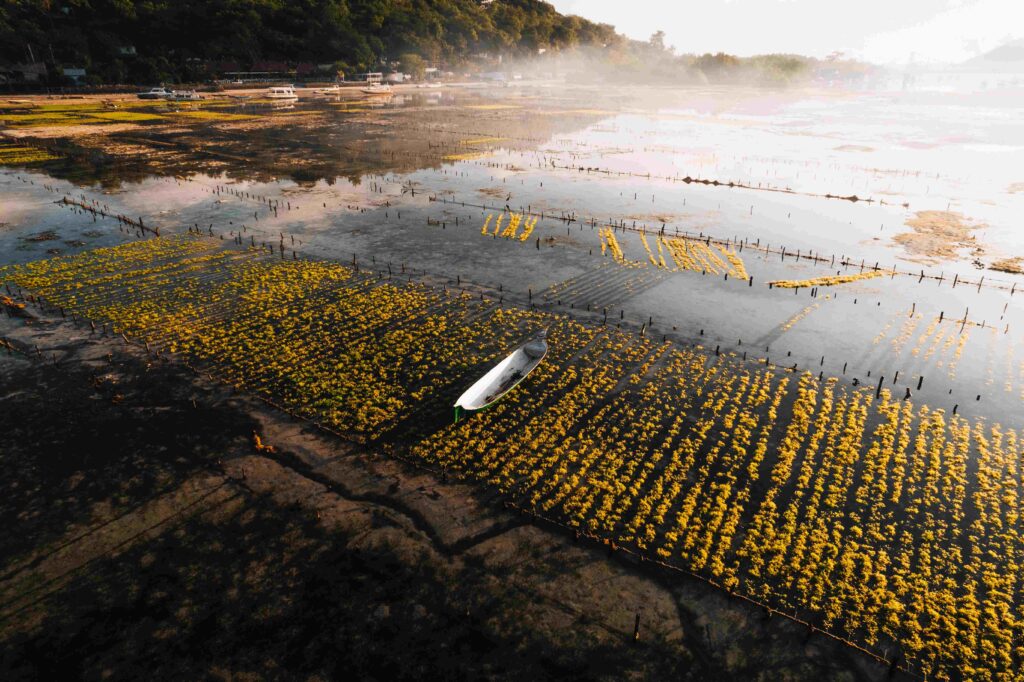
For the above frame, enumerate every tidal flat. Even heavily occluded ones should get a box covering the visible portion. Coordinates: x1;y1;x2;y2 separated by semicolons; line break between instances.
2;83;1023;679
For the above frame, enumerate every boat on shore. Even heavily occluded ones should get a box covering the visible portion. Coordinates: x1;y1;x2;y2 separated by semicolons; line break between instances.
171;89;203;101
315;85;342;95
267;86;298;100
361;83;393;95
454;329;548;421
137;87;172;100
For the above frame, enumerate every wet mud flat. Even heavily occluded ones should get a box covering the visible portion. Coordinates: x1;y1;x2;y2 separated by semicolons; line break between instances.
2;84;1023;678
0;310;887;681
0;91;607;188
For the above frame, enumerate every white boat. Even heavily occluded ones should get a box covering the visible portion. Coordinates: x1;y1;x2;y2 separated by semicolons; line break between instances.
171;90;203;101
361;83;393;95
137;87;173;100
315;85;342;95
454;330;548;421
267;86;298;100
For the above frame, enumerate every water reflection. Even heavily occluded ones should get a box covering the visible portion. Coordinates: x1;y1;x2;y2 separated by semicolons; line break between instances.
0;91;610;188
2;85;1023;429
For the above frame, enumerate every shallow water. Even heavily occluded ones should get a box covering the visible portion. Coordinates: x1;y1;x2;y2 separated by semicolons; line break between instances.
3;84;1024;428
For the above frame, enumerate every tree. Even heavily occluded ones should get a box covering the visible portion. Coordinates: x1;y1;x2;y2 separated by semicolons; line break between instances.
399;52;425;80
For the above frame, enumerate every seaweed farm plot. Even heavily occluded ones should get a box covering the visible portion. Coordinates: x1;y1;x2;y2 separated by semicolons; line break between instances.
768;271;885;289
479;212;538;241
2;237;1023;679
540;265;666;312
0;143;61;165
591;227;750;278
0;236;542;441
660;235;748;279
866;305;1007;395
416;357;1024;679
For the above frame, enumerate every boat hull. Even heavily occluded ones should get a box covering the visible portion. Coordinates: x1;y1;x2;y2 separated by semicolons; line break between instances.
455;334;548;412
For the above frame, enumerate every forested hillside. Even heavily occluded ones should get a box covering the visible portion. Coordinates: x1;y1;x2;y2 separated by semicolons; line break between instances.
0;0;621;83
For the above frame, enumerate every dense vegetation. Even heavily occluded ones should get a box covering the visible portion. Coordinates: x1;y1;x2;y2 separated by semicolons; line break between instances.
0;0;620;83
0;1;866;87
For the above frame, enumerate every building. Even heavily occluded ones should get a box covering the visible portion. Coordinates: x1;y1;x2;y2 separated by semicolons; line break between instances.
0;62;47;84
62;67;87;84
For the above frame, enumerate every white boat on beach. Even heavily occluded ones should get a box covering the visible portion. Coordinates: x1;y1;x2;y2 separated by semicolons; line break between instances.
267;86;298;100
315;85;342;95
171;90;203;101
454;330;548;421
361;83;393;95
137;87;173;100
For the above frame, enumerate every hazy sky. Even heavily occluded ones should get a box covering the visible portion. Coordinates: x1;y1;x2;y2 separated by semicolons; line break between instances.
548;0;1023;64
